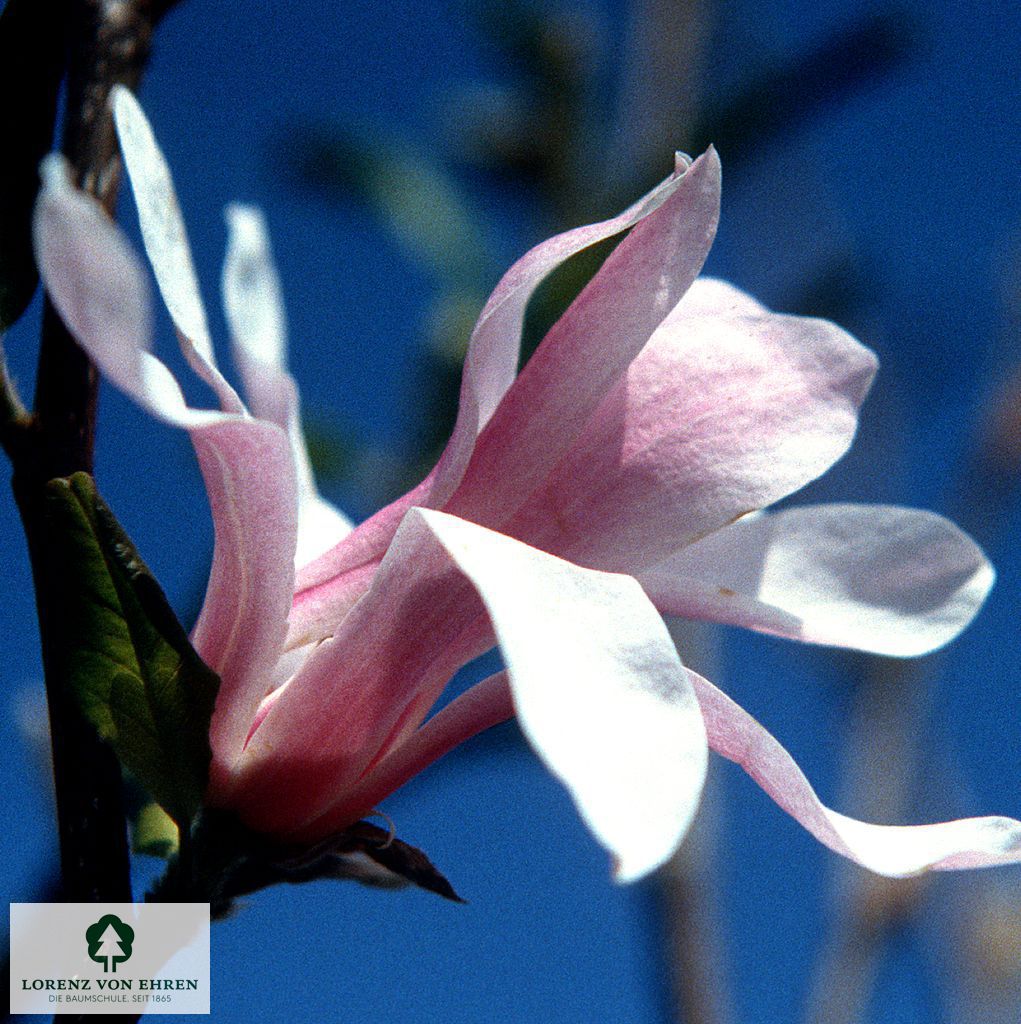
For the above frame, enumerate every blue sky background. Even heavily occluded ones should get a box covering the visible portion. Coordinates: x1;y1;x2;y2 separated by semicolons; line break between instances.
4;1;1021;1022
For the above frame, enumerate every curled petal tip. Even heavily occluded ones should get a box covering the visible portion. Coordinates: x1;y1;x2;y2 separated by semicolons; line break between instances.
694;145;722;182
672;146;719;177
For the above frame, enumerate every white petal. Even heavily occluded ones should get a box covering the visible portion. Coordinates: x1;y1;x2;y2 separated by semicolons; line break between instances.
34;155;220;430
418;509;707;881
641;504;994;657
222;204;353;565
111;85;244;414
222;204;287;392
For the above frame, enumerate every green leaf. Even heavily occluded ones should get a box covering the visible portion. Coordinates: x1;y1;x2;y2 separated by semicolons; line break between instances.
688;12;913;165
43;472;220;828
0;0;67;329
288;126;492;287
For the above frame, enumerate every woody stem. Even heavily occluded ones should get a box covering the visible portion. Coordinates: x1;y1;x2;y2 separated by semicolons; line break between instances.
2;0;183;924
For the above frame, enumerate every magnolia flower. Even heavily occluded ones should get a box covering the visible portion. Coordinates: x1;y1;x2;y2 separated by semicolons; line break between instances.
34;86;1021;883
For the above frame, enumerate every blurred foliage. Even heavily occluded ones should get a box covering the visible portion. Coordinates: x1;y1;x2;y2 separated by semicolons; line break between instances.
290;127;493;288
687;10;915;163
277;1;914;497
450;3;600;211
300;413;358;482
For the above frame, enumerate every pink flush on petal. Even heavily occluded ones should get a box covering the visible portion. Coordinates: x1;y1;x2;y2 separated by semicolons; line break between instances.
31;86;1021;883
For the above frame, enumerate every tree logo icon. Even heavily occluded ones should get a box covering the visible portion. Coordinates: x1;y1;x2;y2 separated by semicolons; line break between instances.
85;914;135;973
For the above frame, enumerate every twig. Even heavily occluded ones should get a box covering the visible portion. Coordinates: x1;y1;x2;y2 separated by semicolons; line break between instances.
656;620;732;1024
803;658;929;1024
1;0;184;913
656;795;731;1024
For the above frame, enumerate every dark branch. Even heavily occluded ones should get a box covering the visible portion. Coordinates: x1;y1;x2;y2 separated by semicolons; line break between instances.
3;0;185;916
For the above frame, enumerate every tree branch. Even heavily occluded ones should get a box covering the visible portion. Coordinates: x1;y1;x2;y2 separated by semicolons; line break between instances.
3;0;183;914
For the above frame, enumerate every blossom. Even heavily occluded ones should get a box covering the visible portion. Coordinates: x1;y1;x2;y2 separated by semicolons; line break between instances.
34;86;1021;883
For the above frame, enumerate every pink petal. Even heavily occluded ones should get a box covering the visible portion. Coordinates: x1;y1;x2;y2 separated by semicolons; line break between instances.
190;418;299;783
502;279;878;572
287;557;390;648
291;470;434;612
111;86;245;415
693;671;1021;875
234;511;707;881
226;510;496;825
287;152;721;642
34;155;144;404
426;151;717;514
302;671;515;835
443;149;722;531
641;504;994;656
222;204;353;567
34;156;226;430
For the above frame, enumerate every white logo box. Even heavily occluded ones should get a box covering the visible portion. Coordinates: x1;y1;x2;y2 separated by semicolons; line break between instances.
10;903;210;1015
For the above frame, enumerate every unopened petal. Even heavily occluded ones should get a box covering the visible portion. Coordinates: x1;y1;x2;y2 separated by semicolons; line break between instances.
642;504;994;657
693;672;1021;875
